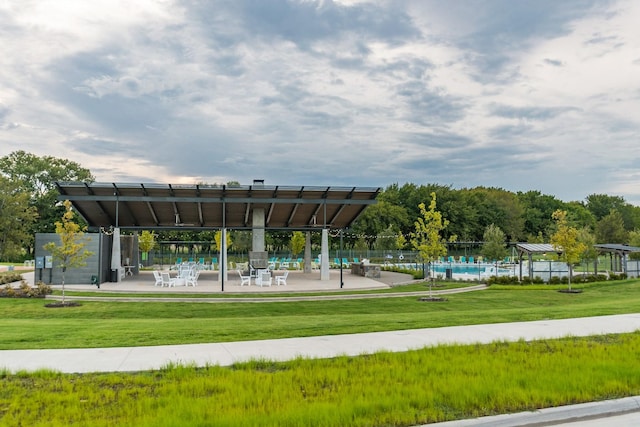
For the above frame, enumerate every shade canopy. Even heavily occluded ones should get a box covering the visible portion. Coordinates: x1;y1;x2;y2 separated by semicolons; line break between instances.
594;244;640;255
55;182;380;231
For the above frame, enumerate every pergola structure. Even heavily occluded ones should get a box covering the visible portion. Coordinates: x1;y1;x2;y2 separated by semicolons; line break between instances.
594;244;640;276
55;181;381;289
515;243;561;281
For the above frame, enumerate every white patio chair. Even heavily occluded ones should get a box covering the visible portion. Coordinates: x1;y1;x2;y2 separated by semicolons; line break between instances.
237;269;251;286
186;270;200;287
153;270;163;287
256;271;272;287
160;272;175;287
275;270;288;286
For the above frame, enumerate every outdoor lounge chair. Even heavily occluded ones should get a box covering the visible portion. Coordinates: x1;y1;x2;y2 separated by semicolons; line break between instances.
275;270;289;286
256;271;272;287
186;270;200;287
153;270;163;286
237;269;250;286
160;272;175;287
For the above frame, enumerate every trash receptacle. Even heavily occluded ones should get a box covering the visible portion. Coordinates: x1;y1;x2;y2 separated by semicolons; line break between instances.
110;269;118;282
445;268;452;279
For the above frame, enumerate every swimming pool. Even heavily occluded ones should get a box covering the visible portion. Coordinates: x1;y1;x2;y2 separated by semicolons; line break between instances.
395;262;516;278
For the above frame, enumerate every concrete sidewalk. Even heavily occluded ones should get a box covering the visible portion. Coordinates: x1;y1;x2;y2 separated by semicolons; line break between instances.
2;313;640;374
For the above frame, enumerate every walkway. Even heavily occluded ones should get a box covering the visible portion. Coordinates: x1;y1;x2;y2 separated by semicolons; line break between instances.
2;314;640;374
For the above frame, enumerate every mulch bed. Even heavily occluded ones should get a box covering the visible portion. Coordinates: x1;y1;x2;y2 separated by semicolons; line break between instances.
44;301;82;308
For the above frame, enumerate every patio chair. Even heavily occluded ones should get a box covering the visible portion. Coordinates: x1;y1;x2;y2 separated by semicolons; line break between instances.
160;272;175;287
256;271;272;287
237;269;250;286
186;270;200;287
275;270;289;286
153;270;163;287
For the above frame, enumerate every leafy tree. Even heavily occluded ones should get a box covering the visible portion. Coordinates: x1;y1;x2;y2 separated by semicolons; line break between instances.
577;227;598;272
628;229;640;260
138;231;156;266
0;177;38;261
586;194;627;221
232;231;252;255
350;200;410;248
290;231;305;257
43;200;93;304
551;210;587;291
595;210;628;243
214;230;232;253
373;225;400;252
353;236;369;252
411;192;449;297
0;151;94;254
480;224;508;263
517;190;565;240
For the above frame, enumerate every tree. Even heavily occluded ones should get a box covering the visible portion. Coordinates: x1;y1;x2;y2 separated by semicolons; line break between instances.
373;225;400;252
595;210;627;243
138;231;156;266
411;192;449;297
290;231;305;257
577;227;598;272
0;177;38;261
0;151;94;254
480;224;508;263
43;200;93;304
550;210;587;291
214;230;232;253
628;229;640;261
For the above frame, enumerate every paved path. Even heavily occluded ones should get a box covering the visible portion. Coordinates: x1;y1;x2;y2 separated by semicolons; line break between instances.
2;313;640;374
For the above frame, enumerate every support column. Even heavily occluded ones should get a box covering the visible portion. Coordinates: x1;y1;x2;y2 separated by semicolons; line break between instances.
252;208;265;252
304;232;312;274
218;228;228;285
320;228;330;281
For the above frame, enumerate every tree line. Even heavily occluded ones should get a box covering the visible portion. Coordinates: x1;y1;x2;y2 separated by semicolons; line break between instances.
2;150;640;262
348;182;640;252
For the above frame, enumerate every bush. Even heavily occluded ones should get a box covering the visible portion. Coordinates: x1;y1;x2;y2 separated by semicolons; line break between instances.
0;273;22;285
0;280;51;298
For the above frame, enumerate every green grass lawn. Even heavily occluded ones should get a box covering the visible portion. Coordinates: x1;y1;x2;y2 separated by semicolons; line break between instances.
1;280;639;349
2;333;640;426
2;280;640;426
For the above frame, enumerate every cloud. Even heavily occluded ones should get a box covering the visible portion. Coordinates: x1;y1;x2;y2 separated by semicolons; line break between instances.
1;0;639;205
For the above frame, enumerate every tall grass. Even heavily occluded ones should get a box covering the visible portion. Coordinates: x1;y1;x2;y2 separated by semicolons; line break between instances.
2;333;640;426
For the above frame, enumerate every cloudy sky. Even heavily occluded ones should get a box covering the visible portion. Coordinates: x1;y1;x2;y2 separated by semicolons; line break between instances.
1;0;639;203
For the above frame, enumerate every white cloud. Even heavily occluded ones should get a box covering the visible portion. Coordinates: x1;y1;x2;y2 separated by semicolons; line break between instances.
1;0;639;204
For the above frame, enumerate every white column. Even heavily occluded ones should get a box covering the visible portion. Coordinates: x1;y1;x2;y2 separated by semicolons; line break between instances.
304;231;312;274
320;228;330;281
252;208;265;252
218;228;228;283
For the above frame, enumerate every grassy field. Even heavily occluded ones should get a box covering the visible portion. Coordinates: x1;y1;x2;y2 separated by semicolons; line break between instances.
1;280;639;350
2;280;640;426
2;333;640;426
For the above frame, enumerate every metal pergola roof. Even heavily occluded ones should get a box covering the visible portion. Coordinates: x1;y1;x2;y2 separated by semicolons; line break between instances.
55;182;381;231
515;243;561;254
594;244;640;255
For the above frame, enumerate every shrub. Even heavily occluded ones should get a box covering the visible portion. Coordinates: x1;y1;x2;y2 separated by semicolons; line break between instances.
35;281;53;296
3;284;15;297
